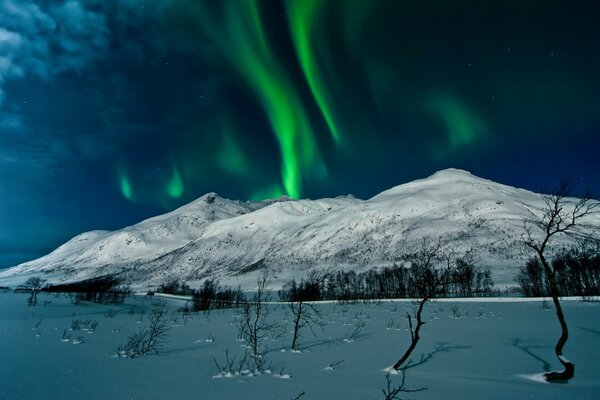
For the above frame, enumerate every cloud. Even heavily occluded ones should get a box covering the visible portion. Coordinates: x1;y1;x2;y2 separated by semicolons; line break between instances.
0;110;24;131
0;134;70;172
0;0;110;105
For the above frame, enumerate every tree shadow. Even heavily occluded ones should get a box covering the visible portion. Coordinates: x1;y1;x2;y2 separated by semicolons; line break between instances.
508;338;552;372
405;341;471;370
297;337;338;351
578;326;600;336
166;343;214;355
296;332;374;351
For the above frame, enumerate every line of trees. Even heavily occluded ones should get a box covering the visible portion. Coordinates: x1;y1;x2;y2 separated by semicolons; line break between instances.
157;278;246;311
279;261;494;302
516;251;600;297
44;276;130;305
158;279;194;295
191;279;246;311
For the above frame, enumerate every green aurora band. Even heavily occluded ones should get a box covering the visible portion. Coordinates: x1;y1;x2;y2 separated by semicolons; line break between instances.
427;94;488;153
287;0;341;144
218;128;251;177
117;1;495;205
118;166;133;201
174;1;326;199
166;163;184;198
249;183;285;202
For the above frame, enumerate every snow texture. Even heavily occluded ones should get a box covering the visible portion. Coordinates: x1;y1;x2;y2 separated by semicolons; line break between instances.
1;290;599;399
1;169;599;290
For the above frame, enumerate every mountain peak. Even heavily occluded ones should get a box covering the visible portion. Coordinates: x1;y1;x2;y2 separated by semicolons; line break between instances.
370;168;485;201
200;192;220;204
430;168;474;178
2;170;597;291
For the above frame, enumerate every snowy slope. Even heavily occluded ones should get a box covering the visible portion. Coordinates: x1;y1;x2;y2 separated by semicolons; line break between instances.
1;169;598;289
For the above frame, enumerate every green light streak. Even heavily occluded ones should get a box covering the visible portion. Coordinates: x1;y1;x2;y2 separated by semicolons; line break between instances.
173;1;326;199
250;183;284;201
118;165;133;201
218;127;250;176
427;94;487;149
287;0;340;144
166;162;184;198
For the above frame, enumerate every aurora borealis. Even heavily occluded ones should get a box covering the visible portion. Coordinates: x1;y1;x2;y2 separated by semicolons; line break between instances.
1;0;599;267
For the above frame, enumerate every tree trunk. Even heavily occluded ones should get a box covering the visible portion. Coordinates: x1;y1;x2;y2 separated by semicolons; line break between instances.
27;290;38;306
393;297;427;370
540;253;575;382
291;302;303;350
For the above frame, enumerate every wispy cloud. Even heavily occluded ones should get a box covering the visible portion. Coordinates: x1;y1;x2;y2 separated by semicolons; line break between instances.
0;0;110;105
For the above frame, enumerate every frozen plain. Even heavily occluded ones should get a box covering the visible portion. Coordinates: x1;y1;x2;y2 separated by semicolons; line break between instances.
1;290;599;400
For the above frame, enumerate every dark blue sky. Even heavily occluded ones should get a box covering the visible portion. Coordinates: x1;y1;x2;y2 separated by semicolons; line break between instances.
1;0;599;268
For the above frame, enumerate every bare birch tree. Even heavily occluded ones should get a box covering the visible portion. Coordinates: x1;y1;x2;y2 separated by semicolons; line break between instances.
237;270;280;371
284;270;327;351
392;240;455;370
523;179;598;382
25;277;46;306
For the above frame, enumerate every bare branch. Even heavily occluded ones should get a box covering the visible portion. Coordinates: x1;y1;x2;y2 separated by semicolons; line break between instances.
520;178;599;382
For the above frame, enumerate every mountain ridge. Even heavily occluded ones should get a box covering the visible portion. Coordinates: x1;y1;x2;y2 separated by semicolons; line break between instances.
1;169;598;290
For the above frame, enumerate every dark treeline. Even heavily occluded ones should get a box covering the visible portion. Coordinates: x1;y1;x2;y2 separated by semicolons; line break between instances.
191;279;246;311
158;278;246;311
158;279;194;296
44;276;130;304
279;273;323;302
279;260;494;302
516;251;600;297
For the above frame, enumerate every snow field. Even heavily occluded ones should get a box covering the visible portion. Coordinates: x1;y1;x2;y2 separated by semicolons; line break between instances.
1;291;599;399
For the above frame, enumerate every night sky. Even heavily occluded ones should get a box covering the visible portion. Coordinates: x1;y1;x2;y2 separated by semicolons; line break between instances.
1;0;599;268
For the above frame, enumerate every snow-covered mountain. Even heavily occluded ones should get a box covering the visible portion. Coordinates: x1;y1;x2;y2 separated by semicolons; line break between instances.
1;169;598;290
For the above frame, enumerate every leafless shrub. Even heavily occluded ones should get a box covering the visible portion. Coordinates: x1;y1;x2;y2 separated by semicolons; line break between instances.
71;320;82;331
24;277;46;306
117;309;170;358
382;368;425;400
213;348;249;376
236;271;280;371
344;318;366;342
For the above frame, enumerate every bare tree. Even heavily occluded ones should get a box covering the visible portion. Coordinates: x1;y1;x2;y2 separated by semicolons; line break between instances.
392;240;455;370
289;301;324;350
237;270;280;371
382;367;425;400
523;179;598;382
117;309;170;358
24;277;46;306
290;391;306;400
286;270;327;350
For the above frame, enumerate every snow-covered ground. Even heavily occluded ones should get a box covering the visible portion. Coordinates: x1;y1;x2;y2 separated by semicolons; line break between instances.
1;290;599;400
